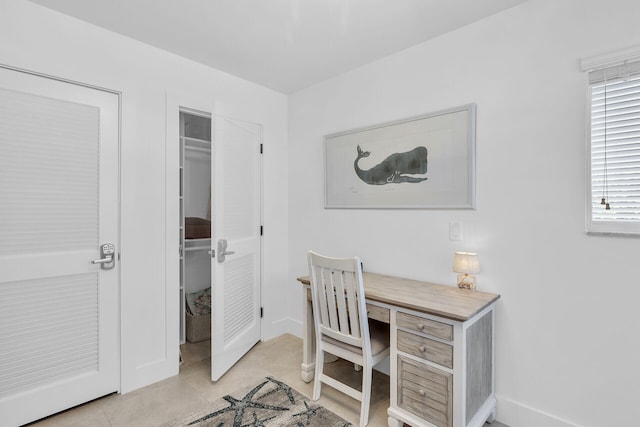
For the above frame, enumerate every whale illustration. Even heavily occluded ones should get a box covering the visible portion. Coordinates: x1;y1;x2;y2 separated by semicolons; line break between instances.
354;145;428;185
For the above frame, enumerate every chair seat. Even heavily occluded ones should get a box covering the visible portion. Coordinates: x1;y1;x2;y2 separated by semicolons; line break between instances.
321;320;390;357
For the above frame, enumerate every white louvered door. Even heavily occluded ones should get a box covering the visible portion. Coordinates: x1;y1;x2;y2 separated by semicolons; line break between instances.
0;68;119;427
210;117;261;381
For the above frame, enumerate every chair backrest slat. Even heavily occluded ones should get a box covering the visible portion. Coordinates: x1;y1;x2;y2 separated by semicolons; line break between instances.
323;268;340;331
343;271;361;339
314;267;330;327
334;270;351;336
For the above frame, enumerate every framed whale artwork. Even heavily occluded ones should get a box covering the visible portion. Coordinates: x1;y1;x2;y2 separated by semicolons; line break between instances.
324;104;476;209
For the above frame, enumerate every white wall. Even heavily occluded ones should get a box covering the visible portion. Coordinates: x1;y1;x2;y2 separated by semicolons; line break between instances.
288;1;640;426
0;0;289;393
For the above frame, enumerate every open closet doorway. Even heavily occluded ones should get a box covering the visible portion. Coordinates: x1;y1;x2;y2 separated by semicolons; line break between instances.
168;96;262;382
180;110;213;346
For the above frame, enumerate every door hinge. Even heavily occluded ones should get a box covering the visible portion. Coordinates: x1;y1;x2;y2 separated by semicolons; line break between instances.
260;143;263;154
260;225;263;236
260;307;264;318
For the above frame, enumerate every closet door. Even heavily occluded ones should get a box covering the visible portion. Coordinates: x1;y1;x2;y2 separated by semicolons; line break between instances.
0;67;119;426
211;117;262;381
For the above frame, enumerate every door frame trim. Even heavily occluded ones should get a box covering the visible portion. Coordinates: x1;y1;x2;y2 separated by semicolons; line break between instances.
165;91;217;371
0;63;122;96
165;93;264;376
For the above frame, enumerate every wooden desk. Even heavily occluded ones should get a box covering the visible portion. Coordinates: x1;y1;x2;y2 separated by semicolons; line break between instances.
297;272;500;427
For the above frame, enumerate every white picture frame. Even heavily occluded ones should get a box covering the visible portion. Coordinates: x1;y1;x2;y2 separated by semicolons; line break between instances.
324;104;476;209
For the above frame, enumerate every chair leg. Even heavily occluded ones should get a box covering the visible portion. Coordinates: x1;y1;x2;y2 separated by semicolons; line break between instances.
359;365;372;427
312;347;324;401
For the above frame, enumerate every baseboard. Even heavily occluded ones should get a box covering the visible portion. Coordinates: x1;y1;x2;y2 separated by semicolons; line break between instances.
121;357;179;394
496;395;582;427
262;317;301;341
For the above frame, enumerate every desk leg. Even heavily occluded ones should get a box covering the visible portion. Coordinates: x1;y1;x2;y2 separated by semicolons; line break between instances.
301;287;315;383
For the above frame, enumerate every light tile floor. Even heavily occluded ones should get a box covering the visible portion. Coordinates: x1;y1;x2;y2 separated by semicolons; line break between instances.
27;334;508;427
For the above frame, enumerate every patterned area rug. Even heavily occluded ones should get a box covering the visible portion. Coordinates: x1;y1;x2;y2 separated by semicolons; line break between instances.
162;377;352;427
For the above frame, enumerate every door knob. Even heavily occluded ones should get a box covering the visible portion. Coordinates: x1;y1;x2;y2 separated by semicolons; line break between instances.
92;243;115;269
92;255;113;264
217;239;235;263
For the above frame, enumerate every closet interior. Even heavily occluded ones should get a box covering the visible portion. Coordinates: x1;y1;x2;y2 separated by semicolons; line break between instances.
179;110;212;344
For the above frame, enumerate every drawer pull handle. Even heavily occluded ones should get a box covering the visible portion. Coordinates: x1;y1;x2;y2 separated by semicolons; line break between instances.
418;389;426;396
418;345;426;352
417;323;425;330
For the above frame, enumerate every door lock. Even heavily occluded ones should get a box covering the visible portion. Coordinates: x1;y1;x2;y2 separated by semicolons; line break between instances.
217;239;235;263
92;243;116;269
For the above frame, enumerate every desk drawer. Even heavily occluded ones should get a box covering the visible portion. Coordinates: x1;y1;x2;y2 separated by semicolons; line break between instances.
397;330;453;369
397;312;453;341
366;304;390;323
398;355;452;427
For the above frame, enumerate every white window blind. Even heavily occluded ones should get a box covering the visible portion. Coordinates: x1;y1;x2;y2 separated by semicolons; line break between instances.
587;59;640;235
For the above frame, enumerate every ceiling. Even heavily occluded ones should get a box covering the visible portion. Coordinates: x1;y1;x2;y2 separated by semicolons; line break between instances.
30;0;527;94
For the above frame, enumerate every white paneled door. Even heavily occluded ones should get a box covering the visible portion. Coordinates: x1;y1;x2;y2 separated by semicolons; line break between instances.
0;67;119;427
211;117;262;381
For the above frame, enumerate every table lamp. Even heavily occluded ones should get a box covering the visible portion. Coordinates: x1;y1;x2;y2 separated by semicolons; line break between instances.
453;252;480;291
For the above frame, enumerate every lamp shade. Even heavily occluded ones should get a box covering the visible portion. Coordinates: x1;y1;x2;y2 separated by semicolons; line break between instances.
453;252;480;274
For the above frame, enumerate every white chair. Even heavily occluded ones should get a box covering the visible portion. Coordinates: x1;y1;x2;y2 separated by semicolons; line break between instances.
307;251;390;427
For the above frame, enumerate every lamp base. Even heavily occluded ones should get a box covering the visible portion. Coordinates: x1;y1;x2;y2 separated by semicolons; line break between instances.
457;274;476;292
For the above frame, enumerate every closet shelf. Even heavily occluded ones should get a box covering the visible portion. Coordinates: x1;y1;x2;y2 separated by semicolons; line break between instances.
184;238;211;252
182;136;211;152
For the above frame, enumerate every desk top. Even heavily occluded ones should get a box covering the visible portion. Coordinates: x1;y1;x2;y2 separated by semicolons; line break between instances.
297;272;500;322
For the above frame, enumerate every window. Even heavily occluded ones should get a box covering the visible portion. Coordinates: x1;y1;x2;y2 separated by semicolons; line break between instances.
585;56;640;235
